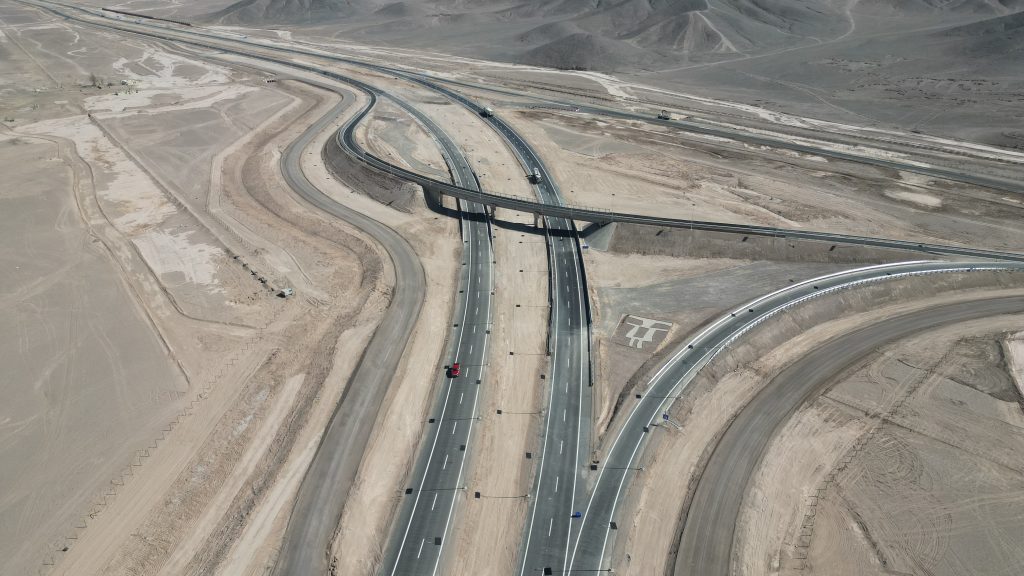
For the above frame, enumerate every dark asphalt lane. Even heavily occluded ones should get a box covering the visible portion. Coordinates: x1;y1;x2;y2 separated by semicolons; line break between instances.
22;5;1024;573
567;262;1024;573
381;198;493;576
676;295;1024;576
275;90;427;576
379;107;497;575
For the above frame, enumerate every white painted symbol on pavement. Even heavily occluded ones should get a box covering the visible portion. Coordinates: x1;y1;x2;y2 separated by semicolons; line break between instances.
623;315;672;349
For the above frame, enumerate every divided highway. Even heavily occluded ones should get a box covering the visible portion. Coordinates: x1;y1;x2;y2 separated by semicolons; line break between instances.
28;0;1024;266
23;5;1024;576
402;57;597;575
374;94;497;575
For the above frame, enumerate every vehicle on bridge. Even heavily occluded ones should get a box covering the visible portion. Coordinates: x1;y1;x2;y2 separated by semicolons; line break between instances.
480;107;494;117
448;362;461;378
657;109;673;120
528;168;542;184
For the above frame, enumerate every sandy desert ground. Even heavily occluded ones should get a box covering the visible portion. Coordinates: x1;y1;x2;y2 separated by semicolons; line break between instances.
604;272;1024;576
2;1;1023;575
738;319;1024;576
0;5;389;575
499;107;1024;252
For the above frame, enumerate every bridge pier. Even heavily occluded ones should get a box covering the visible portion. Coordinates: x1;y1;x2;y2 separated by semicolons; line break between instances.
422;185;444;212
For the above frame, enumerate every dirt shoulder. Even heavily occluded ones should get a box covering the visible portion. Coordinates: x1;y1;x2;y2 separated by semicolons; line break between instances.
13;38;386;576
740;318;1024;576
501;108;1024;253
603;271;1024;575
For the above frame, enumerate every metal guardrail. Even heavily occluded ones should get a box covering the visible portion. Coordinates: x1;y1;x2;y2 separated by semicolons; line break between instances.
39;0;1024;264
349;144;1024;263
319;71;1024;264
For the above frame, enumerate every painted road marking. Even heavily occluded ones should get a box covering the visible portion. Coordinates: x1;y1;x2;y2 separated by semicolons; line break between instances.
443;454;449;470
555;476;559;493
431;493;438;511
452;422;458;435
417;538;425;559
563;409;566;422
560;440;564;454
548;518;554;537
459;392;464;404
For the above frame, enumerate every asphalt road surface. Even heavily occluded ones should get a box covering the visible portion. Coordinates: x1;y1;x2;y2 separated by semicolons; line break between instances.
28;2;1024;266
567;262;1024;573
492;121;594;576
378;96;497;575
271;90;426;575
21;4;1024;575
406;66;597;576
676;295;1024;576
379;58;598;575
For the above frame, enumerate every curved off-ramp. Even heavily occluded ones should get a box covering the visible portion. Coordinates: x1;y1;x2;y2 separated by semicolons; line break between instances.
568;263;1024;573
270;88;427;575
676;294;1024;576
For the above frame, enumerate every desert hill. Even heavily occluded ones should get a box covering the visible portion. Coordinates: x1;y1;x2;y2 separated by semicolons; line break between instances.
203;0;1022;72
197;0;1024;145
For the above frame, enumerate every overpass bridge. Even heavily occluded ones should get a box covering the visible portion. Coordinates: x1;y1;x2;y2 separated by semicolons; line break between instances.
329;102;1024;264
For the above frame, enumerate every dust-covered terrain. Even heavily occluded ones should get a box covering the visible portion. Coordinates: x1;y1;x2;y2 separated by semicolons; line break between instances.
0;4;387;575
3;0;1023;575
738;320;1024;576
186;0;1024;144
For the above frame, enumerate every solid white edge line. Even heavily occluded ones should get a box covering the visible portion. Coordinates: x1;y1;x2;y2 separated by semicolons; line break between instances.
430;204;496;576
518;218;561;576
562;227;587;571
388;204;475;576
566;262;1008;572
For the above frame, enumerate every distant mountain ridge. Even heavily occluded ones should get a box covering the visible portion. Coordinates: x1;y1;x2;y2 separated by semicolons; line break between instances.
203;0;1024;71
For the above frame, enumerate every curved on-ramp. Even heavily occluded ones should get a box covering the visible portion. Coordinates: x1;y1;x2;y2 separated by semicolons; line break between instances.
271;89;427;575
27;0;1024;266
568;263;1024;574
677;294;1024;576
